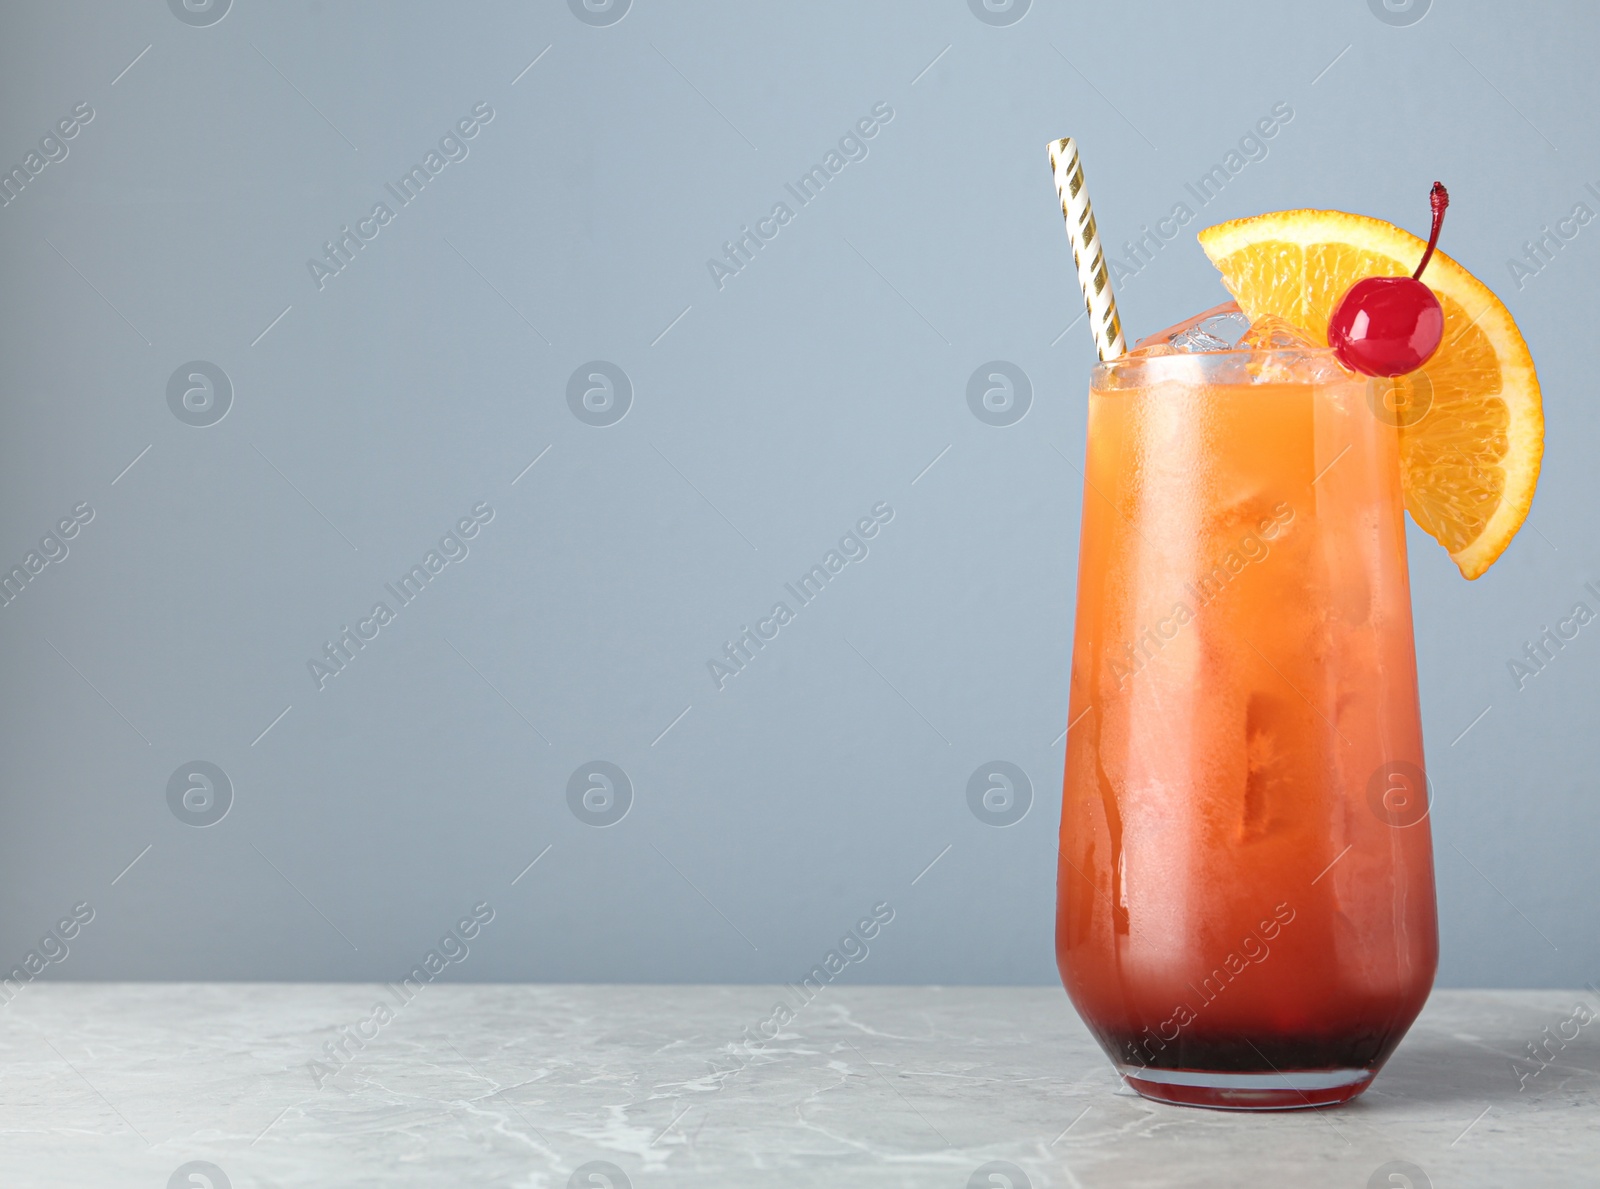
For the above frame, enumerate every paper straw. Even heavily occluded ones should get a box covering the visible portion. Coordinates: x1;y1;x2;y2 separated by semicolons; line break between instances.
1048;137;1125;361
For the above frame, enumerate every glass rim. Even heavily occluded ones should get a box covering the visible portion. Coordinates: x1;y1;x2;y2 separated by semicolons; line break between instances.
1092;346;1356;388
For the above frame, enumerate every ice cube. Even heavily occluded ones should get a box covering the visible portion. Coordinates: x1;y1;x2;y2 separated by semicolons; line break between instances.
1240;314;1352;384
1237;314;1319;351
1133;300;1251;354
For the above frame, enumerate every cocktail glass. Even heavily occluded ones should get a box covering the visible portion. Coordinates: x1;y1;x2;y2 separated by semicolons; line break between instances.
1055;325;1438;1110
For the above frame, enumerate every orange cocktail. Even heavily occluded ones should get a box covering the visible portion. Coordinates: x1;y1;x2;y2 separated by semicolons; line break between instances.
1056;343;1437;1110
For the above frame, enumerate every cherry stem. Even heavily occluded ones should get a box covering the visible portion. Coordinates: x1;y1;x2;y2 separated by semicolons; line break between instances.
1412;181;1449;280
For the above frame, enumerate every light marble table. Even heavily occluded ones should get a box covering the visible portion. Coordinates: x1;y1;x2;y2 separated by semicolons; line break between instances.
0;985;1592;1187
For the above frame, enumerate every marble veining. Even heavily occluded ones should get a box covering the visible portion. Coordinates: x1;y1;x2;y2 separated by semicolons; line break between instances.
0;985;1594;1187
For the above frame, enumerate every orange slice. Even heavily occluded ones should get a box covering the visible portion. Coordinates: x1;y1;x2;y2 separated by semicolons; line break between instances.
1198;209;1543;580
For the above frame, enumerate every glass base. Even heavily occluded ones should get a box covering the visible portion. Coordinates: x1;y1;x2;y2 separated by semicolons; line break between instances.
1116;1063;1374;1110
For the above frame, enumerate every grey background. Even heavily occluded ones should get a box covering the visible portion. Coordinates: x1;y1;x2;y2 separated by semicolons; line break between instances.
0;0;1593;989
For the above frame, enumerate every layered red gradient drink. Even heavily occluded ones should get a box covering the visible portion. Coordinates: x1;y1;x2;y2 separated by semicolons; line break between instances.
1056;333;1437;1109
1045;156;1543;1108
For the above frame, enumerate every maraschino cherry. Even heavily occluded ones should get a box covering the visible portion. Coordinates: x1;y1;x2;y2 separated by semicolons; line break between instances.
1328;182;1449;377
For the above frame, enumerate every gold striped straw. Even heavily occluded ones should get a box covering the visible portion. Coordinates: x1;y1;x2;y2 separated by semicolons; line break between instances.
1048;137;1125;361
